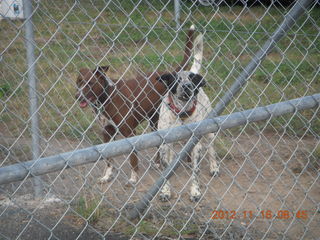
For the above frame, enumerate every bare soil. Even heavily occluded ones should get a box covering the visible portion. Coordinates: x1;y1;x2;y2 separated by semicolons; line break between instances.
0;130;319;239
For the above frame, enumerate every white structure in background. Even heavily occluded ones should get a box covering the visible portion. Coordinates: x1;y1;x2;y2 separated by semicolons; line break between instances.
0;0;24;20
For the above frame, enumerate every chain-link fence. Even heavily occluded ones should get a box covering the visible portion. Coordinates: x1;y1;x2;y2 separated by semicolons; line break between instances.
1;0;319;239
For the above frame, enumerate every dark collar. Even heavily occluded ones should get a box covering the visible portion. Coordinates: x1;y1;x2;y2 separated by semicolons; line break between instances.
93;84;114;114
98;85;112;105
167;94;197;119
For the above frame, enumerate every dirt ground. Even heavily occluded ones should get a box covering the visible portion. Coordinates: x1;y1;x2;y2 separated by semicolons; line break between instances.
0;130;319;239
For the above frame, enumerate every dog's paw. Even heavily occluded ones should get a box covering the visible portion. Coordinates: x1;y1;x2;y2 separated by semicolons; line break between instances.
125;178;137;187
99;175;114;183
190;187;201;202
190;189;202;202
190;194;201;202
210;169;219;177
125;170;138;187
99;166;116;183
159;183;171;201
210;164;219;177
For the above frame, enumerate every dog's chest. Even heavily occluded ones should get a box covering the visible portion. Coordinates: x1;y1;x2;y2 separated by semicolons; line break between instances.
98;114;109;127
90;107;115;128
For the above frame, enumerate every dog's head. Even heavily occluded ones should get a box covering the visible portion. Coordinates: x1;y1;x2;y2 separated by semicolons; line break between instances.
75;66;110;108
157;71;205;101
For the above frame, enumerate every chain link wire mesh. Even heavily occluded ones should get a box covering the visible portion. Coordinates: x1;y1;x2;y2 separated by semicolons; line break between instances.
0;0;319;239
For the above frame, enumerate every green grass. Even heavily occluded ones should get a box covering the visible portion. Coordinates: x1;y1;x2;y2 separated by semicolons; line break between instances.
75;196;102;224
0;83;12;98
98;210;199;238
0;0;319;143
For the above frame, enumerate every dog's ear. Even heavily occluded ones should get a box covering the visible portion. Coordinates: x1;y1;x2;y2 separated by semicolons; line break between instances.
95;66;110;88
189;73;205;88
156;73;177;88
77;68;90;84
79;68;89;76
97;65;109;74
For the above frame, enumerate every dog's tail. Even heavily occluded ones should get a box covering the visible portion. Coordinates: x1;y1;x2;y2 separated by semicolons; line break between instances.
190;33;203;74
174;24;195;72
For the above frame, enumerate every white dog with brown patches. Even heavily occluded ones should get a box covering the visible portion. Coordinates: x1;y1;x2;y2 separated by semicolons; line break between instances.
156;33;219;202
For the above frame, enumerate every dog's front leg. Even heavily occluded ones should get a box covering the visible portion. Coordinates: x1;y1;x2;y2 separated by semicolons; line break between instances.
149;110;161;168
207;133;219;176
99;125;117;183
190;143;202;202
159;143;173;202
119;126;140;186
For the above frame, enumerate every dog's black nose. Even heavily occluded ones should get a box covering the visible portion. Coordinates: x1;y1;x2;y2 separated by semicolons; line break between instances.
182;83;193;94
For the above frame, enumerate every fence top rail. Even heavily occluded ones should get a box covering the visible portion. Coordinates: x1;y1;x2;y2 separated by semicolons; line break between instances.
0;93;319;186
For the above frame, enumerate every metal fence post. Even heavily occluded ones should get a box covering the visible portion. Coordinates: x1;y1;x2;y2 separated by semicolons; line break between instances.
127;0;314;220
23;0;43;198
174;0;180;30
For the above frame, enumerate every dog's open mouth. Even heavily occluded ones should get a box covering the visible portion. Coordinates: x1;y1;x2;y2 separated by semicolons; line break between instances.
179;94;192;101
79;100;88;108
79;96;95;108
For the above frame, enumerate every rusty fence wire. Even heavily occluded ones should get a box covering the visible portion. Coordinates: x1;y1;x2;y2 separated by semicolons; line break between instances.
0;0;319;239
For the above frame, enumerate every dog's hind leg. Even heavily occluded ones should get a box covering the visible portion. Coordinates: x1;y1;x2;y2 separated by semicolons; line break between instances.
190;143;202;202
159;144;173;201
127;151;139;185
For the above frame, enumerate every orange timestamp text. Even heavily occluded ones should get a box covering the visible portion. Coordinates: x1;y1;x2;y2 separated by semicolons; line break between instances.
211;210;308;220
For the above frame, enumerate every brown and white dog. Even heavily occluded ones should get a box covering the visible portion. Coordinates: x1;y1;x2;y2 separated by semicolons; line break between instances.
157;33;219;202
75;25;196;185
